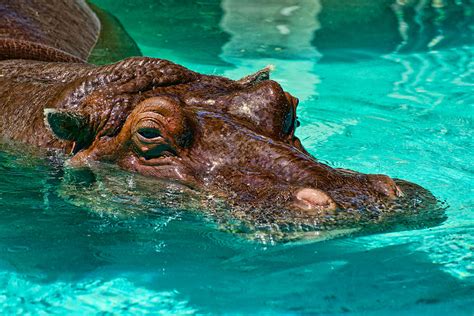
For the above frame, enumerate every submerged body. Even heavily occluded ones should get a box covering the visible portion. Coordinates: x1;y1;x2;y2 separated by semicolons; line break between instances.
0;0;444;235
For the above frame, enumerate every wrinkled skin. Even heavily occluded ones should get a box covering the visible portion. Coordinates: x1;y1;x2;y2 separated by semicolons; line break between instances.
0;57;444;233
0;0;445;236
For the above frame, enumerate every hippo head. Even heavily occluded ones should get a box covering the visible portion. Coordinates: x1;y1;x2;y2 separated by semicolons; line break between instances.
44;57;444;236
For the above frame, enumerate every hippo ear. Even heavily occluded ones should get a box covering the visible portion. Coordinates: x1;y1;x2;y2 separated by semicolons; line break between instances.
237;65;274;85
43;108;90;141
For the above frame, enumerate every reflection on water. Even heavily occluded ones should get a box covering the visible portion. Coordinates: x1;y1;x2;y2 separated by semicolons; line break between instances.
1;0;473;314
220;0;322;60
311;0;473;58
384;46;473;109
91;0;473;63
391;0;473;52
219;0;322;100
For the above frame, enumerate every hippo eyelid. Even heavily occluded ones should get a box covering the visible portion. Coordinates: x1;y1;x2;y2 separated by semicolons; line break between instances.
137;127;162;140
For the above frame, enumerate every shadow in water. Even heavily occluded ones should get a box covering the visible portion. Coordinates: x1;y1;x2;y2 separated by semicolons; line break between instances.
91;0;474;65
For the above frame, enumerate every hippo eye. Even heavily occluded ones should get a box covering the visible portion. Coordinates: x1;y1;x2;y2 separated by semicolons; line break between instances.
137;128;161;139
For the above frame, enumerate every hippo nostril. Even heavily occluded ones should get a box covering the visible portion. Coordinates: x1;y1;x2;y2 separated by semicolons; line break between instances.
294;188;337;213
368;175;404;198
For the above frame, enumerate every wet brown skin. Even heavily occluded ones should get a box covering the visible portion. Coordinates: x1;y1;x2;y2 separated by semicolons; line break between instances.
0;0;444;233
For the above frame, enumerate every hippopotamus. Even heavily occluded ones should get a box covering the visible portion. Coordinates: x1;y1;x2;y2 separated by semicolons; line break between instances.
0;0;444;238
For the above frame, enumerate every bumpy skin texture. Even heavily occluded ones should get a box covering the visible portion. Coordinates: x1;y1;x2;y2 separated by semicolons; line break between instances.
0;0;99;62
0;1;443;232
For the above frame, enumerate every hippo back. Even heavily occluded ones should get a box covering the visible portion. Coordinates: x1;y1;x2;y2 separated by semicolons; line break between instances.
0;0;100;62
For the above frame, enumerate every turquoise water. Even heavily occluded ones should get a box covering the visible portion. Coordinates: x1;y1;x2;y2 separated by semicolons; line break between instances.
1;0;473;314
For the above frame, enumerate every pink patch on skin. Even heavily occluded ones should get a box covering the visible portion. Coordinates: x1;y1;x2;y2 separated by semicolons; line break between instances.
294;188;337;213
